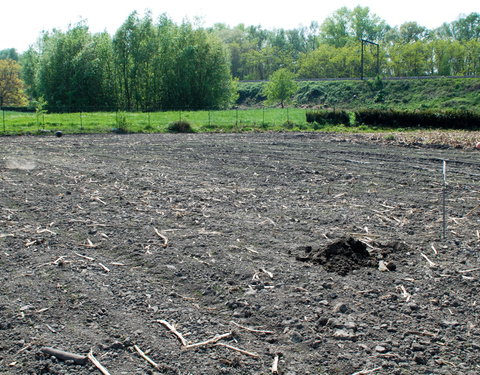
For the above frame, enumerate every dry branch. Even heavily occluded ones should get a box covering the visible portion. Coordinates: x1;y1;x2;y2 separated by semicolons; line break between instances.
134;344;159;369
350;367;382;375
421;253;437;268
230;321;274;334
75;252;95;261
184;332;232;349
87;350;111;375
215;343;259;358
40;347;87;365
397;285;412;302
459;267;480;273
98;263;110;272
156;320;188;346
153;227;169;248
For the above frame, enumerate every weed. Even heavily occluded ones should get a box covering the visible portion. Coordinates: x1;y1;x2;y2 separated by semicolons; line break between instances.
167;121;194;133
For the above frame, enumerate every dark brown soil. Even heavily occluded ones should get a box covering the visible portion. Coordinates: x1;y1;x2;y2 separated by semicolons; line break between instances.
1;132;479;375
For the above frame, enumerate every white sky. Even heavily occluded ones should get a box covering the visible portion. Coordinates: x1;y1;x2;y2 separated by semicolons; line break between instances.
1;0;478;52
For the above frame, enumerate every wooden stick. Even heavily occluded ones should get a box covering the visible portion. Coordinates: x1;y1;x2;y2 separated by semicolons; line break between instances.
75;252;94;261
459;267;480;273
156;320;188;346
40;347;87;365
215;343;259;358
134;344;159;369
154;227;169;248
271;354;280;374
87;350;111;375
98;263;110;273
230;321;274;334
350;367;382;375
397;285;412;302
421;253;437;267
184;332;232;349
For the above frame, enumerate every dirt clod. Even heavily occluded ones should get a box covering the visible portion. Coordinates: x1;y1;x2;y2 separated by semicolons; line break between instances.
296;237;375;275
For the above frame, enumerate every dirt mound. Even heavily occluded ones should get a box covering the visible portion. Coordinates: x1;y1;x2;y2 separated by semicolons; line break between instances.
296;237;377;275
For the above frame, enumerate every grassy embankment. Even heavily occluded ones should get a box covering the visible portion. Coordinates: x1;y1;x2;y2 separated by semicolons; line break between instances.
1;77;479;137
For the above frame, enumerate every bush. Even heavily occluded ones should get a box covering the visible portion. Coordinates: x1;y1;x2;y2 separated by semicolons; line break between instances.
167;121;194;133
354;109;480;130
306;110;351;125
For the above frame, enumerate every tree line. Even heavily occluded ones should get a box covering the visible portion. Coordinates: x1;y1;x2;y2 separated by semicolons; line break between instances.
19;13;237;111
0;7;479;110
210;7;479;80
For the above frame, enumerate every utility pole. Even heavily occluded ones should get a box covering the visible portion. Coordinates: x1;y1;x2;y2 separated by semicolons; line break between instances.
360;39;380;80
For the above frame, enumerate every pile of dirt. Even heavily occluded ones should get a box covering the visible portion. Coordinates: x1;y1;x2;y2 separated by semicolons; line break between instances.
295;237;376;275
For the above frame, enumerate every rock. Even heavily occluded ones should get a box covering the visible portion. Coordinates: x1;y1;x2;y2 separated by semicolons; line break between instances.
375;345;387;353
414;354;428;365
333;303;349;314
333;329;356;340
441;320;459;328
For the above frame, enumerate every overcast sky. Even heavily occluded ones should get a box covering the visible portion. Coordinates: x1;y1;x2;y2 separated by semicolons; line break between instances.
1;0;478;52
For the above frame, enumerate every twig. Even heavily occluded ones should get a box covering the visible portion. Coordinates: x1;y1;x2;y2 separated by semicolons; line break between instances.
156;320;188;346
184;332;232;349
230;321;274;334
431;244;438;255
459;267;480;273
421;253;437;268
92;196;107;205
153;227;169;248
98;263;110;272
87;350;111;375
350;367;382;375
40;347;87;365
134;344;159;369
271;354;280;374
75;252;95;261
215;343;259;357
397;285;412;302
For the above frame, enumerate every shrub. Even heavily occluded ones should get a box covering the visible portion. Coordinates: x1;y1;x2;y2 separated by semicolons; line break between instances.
167;121;194;133
306;110;351;125
354;109;480;130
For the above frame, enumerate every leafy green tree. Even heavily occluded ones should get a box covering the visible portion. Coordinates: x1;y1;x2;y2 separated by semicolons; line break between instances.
263;68;298;108
0;59;28;106
0;48;19;61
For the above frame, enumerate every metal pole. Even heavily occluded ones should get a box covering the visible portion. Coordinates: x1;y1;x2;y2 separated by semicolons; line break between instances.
2;109;5;134
442;160;447;240
376;44;380;76
361;40;364;80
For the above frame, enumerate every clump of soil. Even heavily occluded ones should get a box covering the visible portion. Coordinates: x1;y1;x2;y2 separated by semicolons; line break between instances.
296;237;376;276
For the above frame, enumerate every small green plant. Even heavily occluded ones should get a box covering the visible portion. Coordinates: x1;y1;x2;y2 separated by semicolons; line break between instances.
384;134;396;141
115;112;130;133
167;120;194;133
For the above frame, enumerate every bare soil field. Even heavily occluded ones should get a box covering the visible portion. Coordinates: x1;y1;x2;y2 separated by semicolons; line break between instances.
1;132;479;375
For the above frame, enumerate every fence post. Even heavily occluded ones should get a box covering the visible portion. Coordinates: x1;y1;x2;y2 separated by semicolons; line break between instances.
80;111;83;131
2;109;5;134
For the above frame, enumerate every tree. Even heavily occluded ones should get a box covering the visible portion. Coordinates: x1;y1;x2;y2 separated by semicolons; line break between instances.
0;48;19;61
263;68;298;108
0;59;28;107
